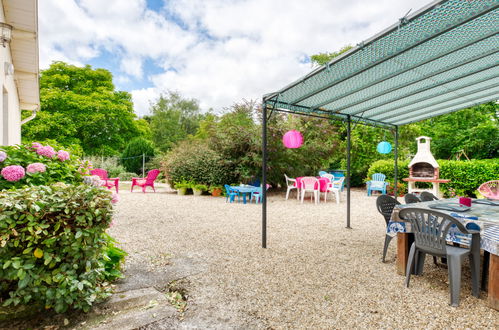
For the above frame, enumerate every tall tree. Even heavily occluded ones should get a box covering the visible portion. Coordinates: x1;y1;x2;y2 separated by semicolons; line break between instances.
22;61;146;155
149;91;204;152
417;102;498;159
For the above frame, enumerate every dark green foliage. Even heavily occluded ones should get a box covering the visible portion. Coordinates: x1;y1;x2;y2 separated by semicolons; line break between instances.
22;62;148;155
0;184;115;313
0;143;82;191
121;138;156;174
162;141;236;186
367;159;499;197
417;102;498;159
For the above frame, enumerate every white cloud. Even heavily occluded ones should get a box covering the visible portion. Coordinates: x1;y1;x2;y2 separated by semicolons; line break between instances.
131;87;158;117
39;0;430;116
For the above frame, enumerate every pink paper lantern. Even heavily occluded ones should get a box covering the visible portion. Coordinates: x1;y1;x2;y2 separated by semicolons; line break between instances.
283;130;303;149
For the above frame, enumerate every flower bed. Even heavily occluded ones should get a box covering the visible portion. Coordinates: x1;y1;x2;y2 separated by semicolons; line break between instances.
0;143;81;190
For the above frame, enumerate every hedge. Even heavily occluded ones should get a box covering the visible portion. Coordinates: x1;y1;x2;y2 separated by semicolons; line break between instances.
0;184;116;313
367;159;499;197
161;141;237;187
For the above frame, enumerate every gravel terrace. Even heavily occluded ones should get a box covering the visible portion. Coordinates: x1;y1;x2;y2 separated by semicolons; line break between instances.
108;186;497;329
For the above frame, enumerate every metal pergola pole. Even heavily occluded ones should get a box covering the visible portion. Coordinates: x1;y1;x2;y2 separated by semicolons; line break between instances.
262;102;268;248
346;115;351;229
394;126;399;200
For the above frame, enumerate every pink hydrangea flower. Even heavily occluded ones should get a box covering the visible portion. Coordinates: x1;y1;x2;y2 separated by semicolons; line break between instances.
0;151;6;162
111;192;120;204
57;150;70;161
1;165;25;182
36;146;56;158
31;142;42;150
26;162;47;174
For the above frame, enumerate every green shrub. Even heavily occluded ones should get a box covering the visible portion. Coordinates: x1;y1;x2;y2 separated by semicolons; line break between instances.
117;172;138;181
193;184;208;191
173;181;192;189
366;160;410;184
121;138;155;174
83;156;125;178
0;184;116;313
162;141;236;187
367;159;499;197
0;142;82;190
101;233;127;281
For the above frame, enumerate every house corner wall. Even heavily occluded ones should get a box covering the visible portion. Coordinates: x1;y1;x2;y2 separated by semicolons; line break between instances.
0;0;21;146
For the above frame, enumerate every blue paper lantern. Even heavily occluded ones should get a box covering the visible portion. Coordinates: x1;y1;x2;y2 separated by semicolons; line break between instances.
377;141;392;154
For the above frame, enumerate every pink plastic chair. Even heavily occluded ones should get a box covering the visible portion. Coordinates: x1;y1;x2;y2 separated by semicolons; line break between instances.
477;180;499;200
90;168;119;193
131;169;160;193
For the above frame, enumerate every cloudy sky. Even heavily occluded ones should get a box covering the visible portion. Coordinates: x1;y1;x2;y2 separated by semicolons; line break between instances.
38;0;430;116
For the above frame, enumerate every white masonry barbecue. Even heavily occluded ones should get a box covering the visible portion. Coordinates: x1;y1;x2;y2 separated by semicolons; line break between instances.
403;136;450;198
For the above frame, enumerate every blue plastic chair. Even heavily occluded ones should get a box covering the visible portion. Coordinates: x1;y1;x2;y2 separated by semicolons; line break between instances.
224;184;240;203
366;173;389;196
330;171;346;191
318;171;328;177
250;184;270;203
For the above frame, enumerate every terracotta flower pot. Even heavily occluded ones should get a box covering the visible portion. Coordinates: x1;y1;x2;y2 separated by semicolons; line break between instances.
211;188;222;197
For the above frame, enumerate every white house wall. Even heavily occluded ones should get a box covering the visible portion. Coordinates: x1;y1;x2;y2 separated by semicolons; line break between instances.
0;1;21;146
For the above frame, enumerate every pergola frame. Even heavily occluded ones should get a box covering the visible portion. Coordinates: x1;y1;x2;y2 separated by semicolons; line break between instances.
259;0;498;248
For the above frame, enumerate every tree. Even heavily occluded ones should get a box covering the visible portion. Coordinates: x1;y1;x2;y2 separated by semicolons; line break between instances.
310;45;353;66
22;61;147;155
416;102;498;159
121;137;156;174
149;91;204;152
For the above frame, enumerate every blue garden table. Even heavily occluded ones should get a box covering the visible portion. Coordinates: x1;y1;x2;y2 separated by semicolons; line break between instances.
230;185;259;204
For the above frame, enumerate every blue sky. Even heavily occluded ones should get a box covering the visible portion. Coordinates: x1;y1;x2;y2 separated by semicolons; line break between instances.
38;0;429;116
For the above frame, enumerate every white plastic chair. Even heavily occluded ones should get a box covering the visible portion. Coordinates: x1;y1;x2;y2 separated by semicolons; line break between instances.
284;174;299;200
322;173;334;181
324;177;344;204
300;176;319;204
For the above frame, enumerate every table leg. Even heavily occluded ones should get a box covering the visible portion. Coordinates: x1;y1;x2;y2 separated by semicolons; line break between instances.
397;233;411;275
488;253;499;310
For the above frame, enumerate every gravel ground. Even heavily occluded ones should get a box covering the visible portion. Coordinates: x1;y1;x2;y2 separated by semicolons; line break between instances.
109;186;498;329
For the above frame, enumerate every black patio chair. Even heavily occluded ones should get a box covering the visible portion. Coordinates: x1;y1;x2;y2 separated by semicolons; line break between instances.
376;195;401;262
420;191;439;201
399;208;480;307
404;193;421;204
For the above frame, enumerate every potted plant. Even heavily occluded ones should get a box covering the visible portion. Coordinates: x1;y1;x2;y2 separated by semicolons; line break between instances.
192;184;208;196
387;181;406;197
209;185;223;197
174;181;191;195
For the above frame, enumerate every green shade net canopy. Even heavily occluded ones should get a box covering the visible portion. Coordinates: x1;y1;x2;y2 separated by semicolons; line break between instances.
259;0;498;248
263;0;498;127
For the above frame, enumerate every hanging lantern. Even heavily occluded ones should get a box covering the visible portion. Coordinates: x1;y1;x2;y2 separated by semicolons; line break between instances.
283;130;303;149
377;141;392;154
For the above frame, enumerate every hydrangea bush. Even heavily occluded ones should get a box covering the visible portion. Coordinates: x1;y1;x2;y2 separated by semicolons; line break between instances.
0;184;117;313
0;142;81;190
0;143;126;314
